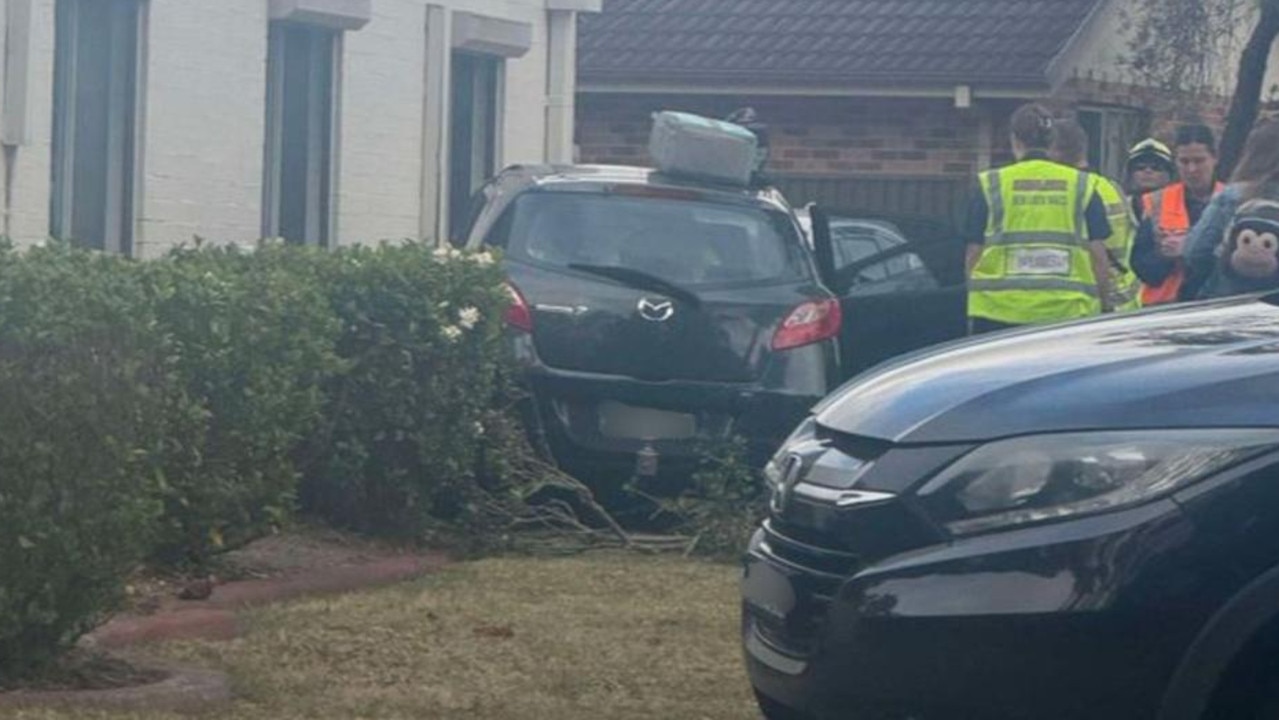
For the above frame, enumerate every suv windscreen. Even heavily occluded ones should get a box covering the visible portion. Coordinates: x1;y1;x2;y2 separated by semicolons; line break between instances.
501;190;810;286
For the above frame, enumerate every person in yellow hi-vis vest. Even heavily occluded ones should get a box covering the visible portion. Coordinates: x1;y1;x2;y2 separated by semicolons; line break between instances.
1050;119;1142;312
964;104;1114;335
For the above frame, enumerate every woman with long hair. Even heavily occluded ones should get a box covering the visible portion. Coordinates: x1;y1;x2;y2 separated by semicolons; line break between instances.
1182;119;1279;299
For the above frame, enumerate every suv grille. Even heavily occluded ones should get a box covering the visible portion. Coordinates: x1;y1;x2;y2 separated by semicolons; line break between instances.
763;520;861;577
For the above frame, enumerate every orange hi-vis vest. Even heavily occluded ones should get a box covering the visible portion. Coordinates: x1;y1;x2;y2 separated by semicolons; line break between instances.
1140;182;1224;305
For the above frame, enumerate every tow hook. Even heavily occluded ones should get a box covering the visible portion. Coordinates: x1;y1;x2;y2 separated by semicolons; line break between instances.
636;442;660;477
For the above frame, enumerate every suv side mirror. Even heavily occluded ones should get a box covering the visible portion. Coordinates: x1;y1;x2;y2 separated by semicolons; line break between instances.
806;203;837;288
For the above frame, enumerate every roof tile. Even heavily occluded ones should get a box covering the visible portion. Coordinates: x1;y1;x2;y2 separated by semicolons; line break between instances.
580;0;1105;87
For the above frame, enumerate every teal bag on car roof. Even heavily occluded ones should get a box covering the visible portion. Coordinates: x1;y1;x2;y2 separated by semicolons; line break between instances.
648;110;759;187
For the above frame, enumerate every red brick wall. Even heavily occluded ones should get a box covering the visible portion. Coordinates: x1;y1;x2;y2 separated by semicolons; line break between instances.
577;81;1229;182
1051;78;1229;142
577;94;989;179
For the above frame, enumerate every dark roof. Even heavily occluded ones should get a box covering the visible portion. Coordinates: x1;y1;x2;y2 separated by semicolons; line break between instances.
579;0;1106;90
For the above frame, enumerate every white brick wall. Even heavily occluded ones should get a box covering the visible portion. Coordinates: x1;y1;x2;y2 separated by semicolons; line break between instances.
138;0;268;258
2;0;589;252
502;3;549;166
335;0;429;245
4;0;55;247
337;0;554;245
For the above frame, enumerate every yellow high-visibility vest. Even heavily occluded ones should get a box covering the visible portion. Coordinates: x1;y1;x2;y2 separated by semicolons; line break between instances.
1093;175;1142;312
969;159;1103;325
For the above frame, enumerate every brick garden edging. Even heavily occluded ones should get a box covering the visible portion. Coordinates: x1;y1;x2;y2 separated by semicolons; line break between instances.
0;550;450;715
90;552;449;648
0;667;233;715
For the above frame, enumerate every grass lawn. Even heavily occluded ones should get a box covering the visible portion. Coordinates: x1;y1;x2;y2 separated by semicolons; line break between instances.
14;552;760;720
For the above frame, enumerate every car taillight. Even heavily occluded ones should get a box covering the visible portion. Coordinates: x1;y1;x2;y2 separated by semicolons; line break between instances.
504;283;533;332
772;299;841;351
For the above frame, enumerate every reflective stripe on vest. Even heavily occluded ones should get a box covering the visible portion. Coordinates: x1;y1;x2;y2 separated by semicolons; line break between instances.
1095;175;1142;312
968;160;1102;325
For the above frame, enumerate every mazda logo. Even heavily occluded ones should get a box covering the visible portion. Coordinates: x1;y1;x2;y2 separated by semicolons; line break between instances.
637;297;675;322
770;453;805;515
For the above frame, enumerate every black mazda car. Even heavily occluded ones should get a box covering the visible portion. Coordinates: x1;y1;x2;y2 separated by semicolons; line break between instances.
462;164;966;490
744;294;1279;719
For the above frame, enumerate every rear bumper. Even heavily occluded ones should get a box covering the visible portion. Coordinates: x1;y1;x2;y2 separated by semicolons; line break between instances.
513;333;831;467
524;368;819;464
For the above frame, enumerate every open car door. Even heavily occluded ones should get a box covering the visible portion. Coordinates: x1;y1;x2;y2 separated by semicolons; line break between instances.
811;209;968;380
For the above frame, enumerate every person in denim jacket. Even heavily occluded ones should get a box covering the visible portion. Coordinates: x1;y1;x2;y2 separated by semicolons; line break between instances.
1183;119;1279;300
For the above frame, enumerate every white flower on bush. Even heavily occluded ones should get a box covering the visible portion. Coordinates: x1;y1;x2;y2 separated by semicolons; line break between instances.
473;421;486;437
433;245;462;262
441;325;463;342
457;306;481;330
469;251;495;267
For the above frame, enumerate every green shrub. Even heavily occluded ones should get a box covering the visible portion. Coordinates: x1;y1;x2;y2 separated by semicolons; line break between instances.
144;242;343;564
0;242;168;679
299;244;511;536
657;436;768;558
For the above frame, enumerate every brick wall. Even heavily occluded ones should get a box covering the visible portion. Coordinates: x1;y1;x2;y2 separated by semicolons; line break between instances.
578;94;988;180
336;0;430;246
578;80;1230;184
2;0;56;247
338;0;553;246
4;0;565;253
139;0;268;258
1051;77;1229;143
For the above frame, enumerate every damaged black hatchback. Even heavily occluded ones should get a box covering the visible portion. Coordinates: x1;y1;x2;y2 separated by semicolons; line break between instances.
463;164;843;492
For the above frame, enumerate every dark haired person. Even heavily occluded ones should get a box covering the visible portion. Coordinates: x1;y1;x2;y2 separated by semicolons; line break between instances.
1051;119;1141;312
965;104;1112;334
1183;119;1279;299
1131;124;1224;304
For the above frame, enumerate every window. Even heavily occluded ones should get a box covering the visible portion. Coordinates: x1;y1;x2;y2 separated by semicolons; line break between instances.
1076;108;1146;181
503;191;810;286
263;23;339;246
448;52;501;241
830;219;937;296
50;0;145;254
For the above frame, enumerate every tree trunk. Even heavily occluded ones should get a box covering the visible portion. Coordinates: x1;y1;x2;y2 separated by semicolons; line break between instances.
1218;0;1279;178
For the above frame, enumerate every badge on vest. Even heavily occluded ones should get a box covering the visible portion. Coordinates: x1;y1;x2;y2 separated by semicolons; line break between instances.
1007;248;1071;276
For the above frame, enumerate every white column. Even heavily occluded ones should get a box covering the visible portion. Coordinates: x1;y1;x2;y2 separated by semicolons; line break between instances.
545;9;577;164
2;0;33;146
420;4;450;243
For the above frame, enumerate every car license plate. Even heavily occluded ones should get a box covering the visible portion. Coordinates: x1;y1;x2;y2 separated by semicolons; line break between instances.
597;402;696;440
743;557;798;624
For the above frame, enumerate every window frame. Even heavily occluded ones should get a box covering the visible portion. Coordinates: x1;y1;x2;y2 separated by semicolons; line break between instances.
261;21;342;247
1076;106;1147;181
49;0;147;255
447;50;504;242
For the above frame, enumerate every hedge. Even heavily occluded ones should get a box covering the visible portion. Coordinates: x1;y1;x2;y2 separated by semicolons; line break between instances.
144;243;343;563
0;239;515;680
298;244;510;536
0;242;168;679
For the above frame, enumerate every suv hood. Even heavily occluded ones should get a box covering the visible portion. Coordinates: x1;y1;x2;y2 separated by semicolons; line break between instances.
815;295;1279;443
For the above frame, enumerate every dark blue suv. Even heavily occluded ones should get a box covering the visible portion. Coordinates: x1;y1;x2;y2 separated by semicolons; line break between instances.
744;294;1279;719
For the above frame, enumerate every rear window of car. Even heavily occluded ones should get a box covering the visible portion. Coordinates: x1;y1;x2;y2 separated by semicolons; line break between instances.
498;190;810;286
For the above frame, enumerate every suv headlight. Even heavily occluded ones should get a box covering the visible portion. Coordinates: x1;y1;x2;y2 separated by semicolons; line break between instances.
916;430;1279;536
